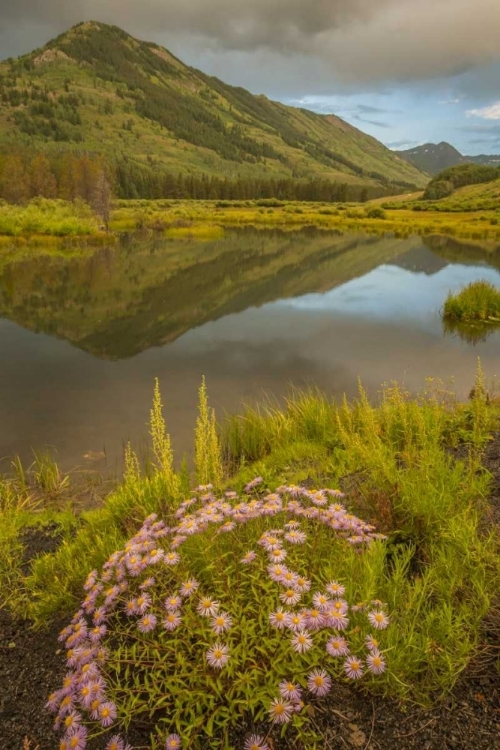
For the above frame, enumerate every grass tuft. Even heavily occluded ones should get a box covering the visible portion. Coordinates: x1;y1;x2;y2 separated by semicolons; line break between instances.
442;280;500;323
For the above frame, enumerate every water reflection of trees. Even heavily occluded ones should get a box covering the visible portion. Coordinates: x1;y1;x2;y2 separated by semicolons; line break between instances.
0;230;414;360
442;317;497;345
423;235;500;271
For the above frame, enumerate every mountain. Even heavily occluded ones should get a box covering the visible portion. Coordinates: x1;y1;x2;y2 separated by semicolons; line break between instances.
396;141;500;176
0;22;426;194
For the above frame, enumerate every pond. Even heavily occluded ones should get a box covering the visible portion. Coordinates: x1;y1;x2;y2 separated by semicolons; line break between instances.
1;228;500;472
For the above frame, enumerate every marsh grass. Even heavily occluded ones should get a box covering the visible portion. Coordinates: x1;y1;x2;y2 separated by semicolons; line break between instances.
110;199;500;242
442;280;500;323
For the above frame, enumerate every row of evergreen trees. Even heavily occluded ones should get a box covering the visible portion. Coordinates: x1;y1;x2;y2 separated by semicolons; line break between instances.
0;149;398;205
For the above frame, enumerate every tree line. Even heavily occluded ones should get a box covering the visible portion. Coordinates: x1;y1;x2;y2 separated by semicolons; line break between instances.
0;149;403;208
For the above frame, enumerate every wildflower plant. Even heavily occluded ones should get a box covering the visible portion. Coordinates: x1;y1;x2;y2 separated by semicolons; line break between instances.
48;481;392;749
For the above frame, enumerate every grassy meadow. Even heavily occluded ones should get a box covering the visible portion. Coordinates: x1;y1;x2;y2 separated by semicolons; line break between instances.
1;371;499;748
1;191;500;243
110;197;500;242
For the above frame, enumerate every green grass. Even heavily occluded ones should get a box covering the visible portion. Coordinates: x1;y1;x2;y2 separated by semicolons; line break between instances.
0;198;102;236
443;280;500;323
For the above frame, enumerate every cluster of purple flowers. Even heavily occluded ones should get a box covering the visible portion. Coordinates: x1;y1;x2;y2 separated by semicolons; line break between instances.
48;480;389;749
234;500;390;726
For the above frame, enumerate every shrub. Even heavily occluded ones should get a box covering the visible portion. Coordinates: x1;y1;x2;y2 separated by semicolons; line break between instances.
365;207;386;220
48;483;392;749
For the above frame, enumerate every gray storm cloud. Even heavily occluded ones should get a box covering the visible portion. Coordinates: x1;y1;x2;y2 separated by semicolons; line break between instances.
1;0;499;87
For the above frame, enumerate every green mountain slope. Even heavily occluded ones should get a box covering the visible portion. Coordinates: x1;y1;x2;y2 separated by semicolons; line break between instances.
0;21;426;192
396;141;500;176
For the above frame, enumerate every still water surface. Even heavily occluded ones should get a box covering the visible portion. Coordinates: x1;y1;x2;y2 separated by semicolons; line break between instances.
1;229;500;471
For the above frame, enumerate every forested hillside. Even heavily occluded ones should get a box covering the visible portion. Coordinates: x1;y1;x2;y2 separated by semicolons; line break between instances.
0;21;427;201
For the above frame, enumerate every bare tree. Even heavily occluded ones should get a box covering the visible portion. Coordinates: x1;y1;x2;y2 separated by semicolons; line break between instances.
91;170;112;232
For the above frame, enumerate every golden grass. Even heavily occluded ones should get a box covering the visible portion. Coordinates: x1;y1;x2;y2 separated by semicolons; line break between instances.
110;199;500;242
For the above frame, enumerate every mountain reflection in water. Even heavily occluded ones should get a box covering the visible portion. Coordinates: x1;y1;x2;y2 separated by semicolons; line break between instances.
1;229;500;469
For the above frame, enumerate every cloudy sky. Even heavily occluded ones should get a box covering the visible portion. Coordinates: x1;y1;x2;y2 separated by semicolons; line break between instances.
1;0;500;154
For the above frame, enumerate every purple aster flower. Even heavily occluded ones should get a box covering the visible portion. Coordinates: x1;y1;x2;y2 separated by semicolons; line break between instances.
244;735;269;750
241;551;257;564
79;683;92;707
365;635;380;652
268;548;287;563
179;578;199;597
206;643;230;669
210;612;233;635
284;529;307;544
366;650;386;675
106;736;125;750
218;521;236;533
280;569;299;587
164;594;182;611
57;695;74;717
45;690;61;713
259;534;282;551
267;564;287;582
291;630;313;654
83;570;98;592
326;636;350;657
104;585;121;606
146;548;165;564
89;625;107;643
285;611;307;632
98;701;117;727
140;577;156;589
280;589;301;606
307;669;332;697
124;599;138;617
268;697;293;724
162;613;182;631
312;593;331;611
79;661;100;683
170;535;186;549
197;597;219;617
269;608;288;629
63;710;82;733
135;593;152;614
245;476;263;493
294;577;311;593
61;672;77;696
368;610;390;630
164;552;180;566
344;656;364;679
138;613;157;633
165;734;182;749
65;725;88;750
92;607;107;625
305;609;325;631
326;581;346;597
279;680;302;701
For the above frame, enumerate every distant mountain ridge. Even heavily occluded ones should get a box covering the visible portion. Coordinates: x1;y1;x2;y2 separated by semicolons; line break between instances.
395;142;500;176
0;21;427;194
